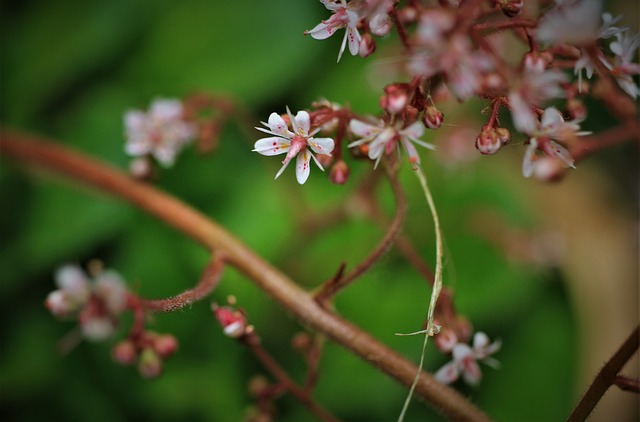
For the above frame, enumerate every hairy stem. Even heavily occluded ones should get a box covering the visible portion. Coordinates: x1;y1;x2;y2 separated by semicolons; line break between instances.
567;325;640;422
1;131;491;422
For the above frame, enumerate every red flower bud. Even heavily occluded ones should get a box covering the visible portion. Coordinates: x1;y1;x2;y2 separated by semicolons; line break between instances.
138;348;163;379
380;83;410;115
423;106;444;130
329;160;350;185
113;340;138;365
475;126;502;155
152;334;179;358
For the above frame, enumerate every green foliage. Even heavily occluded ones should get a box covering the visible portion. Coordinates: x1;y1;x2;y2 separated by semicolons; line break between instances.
1;1;606;421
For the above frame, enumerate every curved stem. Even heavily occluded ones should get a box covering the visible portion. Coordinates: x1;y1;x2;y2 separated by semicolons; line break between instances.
567;325;639;422
0;131;491;422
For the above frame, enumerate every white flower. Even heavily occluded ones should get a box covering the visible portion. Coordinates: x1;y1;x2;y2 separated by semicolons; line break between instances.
606;31;640;98
348;119;435;169
253;107;335;184
536;0;603;46
305;0;362;62
434;332;501;386
124;98;195;167
522;107;591;178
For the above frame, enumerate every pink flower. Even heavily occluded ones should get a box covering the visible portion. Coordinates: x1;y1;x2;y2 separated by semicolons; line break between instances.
212;304;248;338
434;332;501;386
305;0;362;62
348;119;435;169
521;107;591;178
253;107;334;184
124;98;195;167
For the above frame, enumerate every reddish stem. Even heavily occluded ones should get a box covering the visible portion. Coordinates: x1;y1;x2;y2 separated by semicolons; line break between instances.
614;375;640;393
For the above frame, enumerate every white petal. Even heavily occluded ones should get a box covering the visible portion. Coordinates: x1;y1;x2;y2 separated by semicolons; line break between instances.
124;110;147;132
294;110;311;136
337;29;348;62
401;138;421;167
509;93;537;134
305;22;334;40
549;141;576;168
473;332;489;350
274;159;291;180
124;139;151;157
253;137;291;156
349;119;379;137
347;25;361;56
295;149;312;184
522;138;538;178
402;121;425;139
452;343;474;362
55;265;90;302
150;98;183;121
308;137;335;155
540;107;564;131
461;358;482;386
267;112;290;137
434;361;460;384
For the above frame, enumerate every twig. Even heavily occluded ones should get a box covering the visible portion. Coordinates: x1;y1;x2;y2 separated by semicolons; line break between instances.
567;325;640;422
0;131;492;422
613;375;640;393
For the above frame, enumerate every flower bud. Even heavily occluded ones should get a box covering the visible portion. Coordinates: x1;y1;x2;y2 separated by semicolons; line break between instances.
380;83;410;115
329;160;350;185
495;127;511;145
248;375;270;398
423;106;444;130
291;332;312;353
152;334;179;358
500;0;524;18
475;126;502;155
435;326;459;353
129;157;154;180
113;340;138;365
80;316;116;342
45;290;77;317
566;98;586;121
138;348;163;379
369;13;391;36
212;304;248;338
359;33;376;58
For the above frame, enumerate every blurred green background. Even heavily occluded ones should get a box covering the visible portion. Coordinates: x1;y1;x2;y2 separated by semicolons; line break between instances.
1;1;638;421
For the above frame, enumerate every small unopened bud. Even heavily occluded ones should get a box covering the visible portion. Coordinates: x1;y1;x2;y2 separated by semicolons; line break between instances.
45;290;76;317
248;375;270;398
397;6;418;23
403;105;420;124
129;157;153;180
475;126;502;155
359;33;376;58
369;13;392;36
423;106;444;130
495;127;511;145
212;304;248;339
566;98;586;121
152;334;178;358
113;340;138;365
330;160;350;185
380;83;410;115
500;0;524;18
291;332;312;353
138;348;163;379
523;52;551;72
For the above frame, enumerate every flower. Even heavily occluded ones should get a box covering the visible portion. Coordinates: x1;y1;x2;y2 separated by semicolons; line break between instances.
606;31;640;98
348;118;435;168
212;303;249;338
536;0;603;46
434;332;501;386
45;264;128;341
253;107;335;184
305;0;362;62
521;107;591;178
124;98;195;167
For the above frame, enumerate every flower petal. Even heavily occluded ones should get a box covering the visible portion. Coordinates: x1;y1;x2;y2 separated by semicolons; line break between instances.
402;121;425;139
461;358;482;386
267;112;291;137
350;119;379;137
401;138;421;167
308;137;335;155
294;110;311;136
540;107;564;131
253;137;291;156
305;21;335;40
274;159;291;180
434;361;460;384
548;140;576;168
295;149;312;184
347;25;361;56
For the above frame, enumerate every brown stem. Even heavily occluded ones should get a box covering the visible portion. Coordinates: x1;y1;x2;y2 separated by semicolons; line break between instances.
242;333;338;422
567;325;640;422
0;131;491;422
473;19;537;32
571;124;640;163
315;165;407;302
141;253;226;313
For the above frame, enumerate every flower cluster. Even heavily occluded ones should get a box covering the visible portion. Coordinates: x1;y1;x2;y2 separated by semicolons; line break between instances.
45;264;128;341
124;98;195;167
112;332;178;379
434;331;501;386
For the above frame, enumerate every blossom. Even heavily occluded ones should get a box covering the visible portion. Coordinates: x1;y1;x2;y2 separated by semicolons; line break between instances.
212;303;249;338
536;0;603;46
253;108;335;184
434;332;501;386
348;119;435;168
124;98;195;167
521;107;591;178
606;31;640;98
305;0;361;62
45;264;128;341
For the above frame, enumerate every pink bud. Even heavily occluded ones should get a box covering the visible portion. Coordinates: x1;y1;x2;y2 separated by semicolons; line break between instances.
566;98;586;121
380;84;410;115
45;290;77;317
423;106;444;130
369;13;391;36
153;334;178;358
138;348;163;379
129;157;153;180
212;304;247;338
113;340;138;365
475;127;502;155
500;0;524;18
330;160;350;185
435;327;459;353
359;33;376;58
495;127;511;145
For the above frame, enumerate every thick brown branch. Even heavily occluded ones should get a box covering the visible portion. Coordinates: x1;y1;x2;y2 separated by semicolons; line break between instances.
567;325;640;422
0;131;491;422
